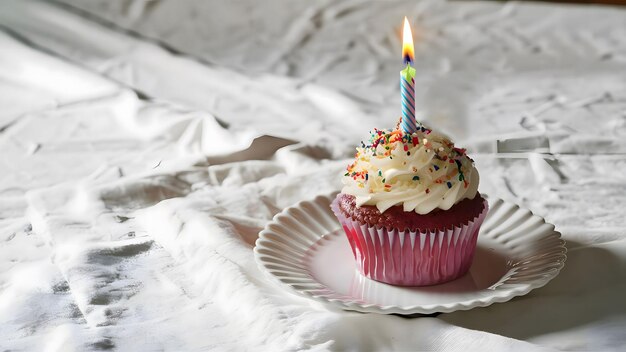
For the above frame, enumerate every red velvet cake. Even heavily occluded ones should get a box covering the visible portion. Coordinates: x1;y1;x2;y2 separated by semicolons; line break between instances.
335;193;486;232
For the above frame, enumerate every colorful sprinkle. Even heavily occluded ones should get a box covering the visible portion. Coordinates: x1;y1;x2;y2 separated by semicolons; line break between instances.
345;127;473;194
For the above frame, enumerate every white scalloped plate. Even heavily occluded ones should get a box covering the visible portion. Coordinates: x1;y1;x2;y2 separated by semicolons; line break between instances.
254;193;566;315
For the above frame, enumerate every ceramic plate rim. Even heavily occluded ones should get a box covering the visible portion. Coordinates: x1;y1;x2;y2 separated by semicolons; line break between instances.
254;192;567;315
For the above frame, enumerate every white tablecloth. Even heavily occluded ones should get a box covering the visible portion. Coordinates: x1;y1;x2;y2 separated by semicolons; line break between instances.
1;0;625;350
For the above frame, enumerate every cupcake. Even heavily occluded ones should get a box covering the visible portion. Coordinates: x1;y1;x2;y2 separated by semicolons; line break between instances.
331;124;488;286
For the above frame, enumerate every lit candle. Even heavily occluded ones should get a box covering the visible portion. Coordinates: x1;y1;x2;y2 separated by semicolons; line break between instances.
400;17;417;134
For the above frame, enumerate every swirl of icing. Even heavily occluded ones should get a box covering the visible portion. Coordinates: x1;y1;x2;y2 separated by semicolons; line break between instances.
341;126;479;214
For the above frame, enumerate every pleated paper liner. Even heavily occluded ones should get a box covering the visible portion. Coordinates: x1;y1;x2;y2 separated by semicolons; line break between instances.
331;197;489;286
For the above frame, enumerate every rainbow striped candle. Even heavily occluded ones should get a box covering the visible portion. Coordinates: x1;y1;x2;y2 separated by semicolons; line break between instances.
400;17;417;134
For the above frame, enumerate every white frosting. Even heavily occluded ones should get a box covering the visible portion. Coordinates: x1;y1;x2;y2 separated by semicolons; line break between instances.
341;128;479;214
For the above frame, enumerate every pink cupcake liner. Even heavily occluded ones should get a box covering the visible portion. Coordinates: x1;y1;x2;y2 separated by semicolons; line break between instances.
331;198;489;287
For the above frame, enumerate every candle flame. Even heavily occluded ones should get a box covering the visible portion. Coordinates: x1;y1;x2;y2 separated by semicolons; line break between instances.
402;17;414;65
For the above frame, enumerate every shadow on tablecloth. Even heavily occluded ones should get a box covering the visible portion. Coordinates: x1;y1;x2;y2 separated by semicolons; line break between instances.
439;238;626;340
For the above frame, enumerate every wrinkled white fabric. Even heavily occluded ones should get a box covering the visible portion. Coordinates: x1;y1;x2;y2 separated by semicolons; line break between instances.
1;0;626;351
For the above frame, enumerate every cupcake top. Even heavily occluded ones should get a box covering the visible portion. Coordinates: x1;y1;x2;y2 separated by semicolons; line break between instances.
341;125;479;214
